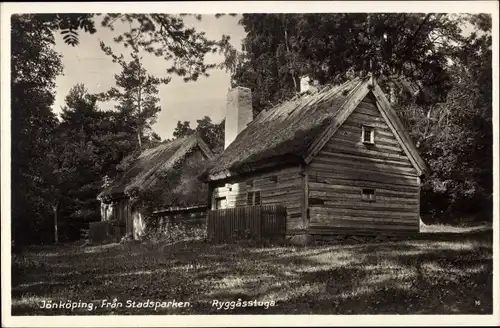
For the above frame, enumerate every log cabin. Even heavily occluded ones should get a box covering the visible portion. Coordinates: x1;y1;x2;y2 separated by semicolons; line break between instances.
200;74;429;239
97;133;214;240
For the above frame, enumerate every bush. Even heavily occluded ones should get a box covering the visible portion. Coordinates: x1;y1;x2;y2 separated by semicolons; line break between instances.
120;232;134;243
143;223;207;244
231;228;257;241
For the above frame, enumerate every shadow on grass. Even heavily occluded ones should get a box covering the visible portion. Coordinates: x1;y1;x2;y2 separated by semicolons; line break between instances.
11;231;492;315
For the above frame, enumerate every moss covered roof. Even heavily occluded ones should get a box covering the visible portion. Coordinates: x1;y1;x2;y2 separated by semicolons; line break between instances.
98;134;213;206
203;77;366;181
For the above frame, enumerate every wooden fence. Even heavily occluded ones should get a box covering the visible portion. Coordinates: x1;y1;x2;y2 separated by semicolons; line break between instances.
207;205;287;243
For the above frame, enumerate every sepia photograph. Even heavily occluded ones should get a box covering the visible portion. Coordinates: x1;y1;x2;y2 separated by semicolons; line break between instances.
1;1;498;327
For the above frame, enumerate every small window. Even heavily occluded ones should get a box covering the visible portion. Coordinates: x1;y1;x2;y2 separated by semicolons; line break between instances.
215;197;227;209
254;191;261;205
247;191;261;205
362;125;375;144
246;180;254;187
361;188;376;202
269;175;278;183
247;192;254;205
309;197;325;206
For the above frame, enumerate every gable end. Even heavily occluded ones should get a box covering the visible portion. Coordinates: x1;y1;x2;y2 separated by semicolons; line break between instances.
370;82;429;177
304;78;370;163
304;78;428;177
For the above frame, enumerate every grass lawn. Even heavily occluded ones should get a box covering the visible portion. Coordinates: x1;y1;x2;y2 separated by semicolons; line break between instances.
11;228;493;315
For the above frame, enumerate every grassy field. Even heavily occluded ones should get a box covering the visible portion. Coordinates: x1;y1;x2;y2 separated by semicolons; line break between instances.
11;228;493;315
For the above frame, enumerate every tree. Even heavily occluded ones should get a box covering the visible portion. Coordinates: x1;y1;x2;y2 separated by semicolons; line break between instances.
100;14;233;82
194;116;225;153
172;116;225;154
226;13;492;224
97;13;237;150
228;14;465;112
11;14;98;244
10;13;232;244
173;121;195;139
11;13;100;245
50;84;144;242
413;15;493;222
37;13;97;46
49;85;104;242
99;40;170;149
11;14;65;244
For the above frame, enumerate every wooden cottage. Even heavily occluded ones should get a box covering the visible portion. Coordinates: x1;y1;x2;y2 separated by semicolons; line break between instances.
201;75;428;238
97;133;214;240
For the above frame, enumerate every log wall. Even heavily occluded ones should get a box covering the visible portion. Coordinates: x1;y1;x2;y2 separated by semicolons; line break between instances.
307;94;420;235
210;165;304;232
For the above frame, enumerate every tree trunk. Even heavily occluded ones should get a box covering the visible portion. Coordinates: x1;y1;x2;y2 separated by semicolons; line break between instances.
137;129;142;149
389;83;396;104
136;48;143;150
53;203;59;244
282;16;298;92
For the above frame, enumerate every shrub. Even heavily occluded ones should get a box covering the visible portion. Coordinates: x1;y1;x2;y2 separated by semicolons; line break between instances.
142;222;207;244
120;232;134;243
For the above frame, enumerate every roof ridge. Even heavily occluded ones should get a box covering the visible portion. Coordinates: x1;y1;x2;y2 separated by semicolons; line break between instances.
133;136;198;192
193;132;215;159
204;77;370;180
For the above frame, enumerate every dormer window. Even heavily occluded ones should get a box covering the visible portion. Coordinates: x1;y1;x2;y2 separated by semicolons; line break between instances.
362;125;375;144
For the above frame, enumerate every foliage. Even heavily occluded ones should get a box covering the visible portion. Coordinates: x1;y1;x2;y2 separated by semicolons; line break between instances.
10;13;232;244
143;223;207;244
98;13;232;149
414;17;492;220
16;13;98;46
96;13;233;220
11;13;101;245
173;121;195;139
392;15;492;221
98;40;170;149
100;14;233;82
11;14;65;244
51;84;139;225
228;13;492;223
11;12;492;246
195;116;225;153
228;13;466;112
50;14;97;45
172;116;225;153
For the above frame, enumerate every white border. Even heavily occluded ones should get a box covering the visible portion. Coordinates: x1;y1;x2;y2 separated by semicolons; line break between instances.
1;1;499;327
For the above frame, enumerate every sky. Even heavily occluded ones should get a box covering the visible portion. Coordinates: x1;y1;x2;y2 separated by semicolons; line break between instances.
52;14;246;140
50;12;478;141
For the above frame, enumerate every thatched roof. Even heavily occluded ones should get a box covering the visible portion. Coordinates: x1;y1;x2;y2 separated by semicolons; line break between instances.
98;134;213;204
203;74;429;181
202;77;367;181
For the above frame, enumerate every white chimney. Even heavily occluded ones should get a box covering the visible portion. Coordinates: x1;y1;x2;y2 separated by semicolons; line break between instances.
225;86;253;149
300;76;311;93
300;75;319;95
